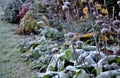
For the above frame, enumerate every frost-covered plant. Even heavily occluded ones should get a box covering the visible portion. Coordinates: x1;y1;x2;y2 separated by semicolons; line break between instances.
41;27;62;40
3;0;22;23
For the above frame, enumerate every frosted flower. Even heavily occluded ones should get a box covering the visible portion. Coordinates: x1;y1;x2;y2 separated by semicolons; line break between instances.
117;1;120;5
112;20;120;26
64;1;71;7
62;5;69;11
95;20;103;25
101;28;109;35
76;41;83;46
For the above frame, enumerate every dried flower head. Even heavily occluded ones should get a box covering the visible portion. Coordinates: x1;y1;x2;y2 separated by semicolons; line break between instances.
62;5;69;11
101;23;108;27
64;1;71;7
95;20;103;25
101;28;109;35
76;41;83;46
64;34;67;38
117;1;120;5
67;32;75;38
118;12;120;17
92;11;96;16
112;20;120;26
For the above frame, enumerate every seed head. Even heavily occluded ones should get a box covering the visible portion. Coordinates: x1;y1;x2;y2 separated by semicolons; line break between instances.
62;5;69;11
64;1;71;7
92;11;96;16
118;12;120;17
95;20;103;25
101;28;109;35
117;1;120;5
67;32;75;38
76;41;83;46
112;20;120;26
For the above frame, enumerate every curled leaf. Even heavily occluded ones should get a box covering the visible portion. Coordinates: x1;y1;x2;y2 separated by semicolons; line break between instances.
102;35;109;41
81;32;94;38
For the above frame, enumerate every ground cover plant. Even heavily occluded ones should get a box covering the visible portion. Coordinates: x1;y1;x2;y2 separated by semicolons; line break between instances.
1;0;120;78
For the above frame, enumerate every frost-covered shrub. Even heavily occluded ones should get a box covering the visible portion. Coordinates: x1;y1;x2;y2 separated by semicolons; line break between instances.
3;0;22;23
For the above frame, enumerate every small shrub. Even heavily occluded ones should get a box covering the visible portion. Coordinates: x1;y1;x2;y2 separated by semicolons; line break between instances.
3;0;22;23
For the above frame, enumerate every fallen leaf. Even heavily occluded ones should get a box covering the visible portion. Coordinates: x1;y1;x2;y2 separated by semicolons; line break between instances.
108;31;114;35
102;35;109;41
81;32;94;38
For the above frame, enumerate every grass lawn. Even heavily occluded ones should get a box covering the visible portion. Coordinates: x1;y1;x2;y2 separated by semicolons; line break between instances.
0;21;37;78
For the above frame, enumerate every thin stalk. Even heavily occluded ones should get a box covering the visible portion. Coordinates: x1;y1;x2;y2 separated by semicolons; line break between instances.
95;2;98;16
96;62;99;75
112;7;115;20
88;2;100;56
104;0;109;19
71;42;78;64
103;34;113;77
83;60;90;74
117;31;120;48
93;32;101;59
75;0;80;21
65;9;71;32
103;39;107;55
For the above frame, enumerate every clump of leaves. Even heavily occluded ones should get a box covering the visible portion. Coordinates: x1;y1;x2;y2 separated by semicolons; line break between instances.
18;12;49;35
41;27;62;40
18;2;49;35
20;35;60;70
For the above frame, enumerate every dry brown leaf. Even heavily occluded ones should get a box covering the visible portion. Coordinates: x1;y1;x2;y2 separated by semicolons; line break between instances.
102;35;109;41
109;31;114;35
81;32;94;38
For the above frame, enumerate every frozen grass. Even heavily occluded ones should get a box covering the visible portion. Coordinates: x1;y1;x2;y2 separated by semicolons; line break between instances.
0;21;37;78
